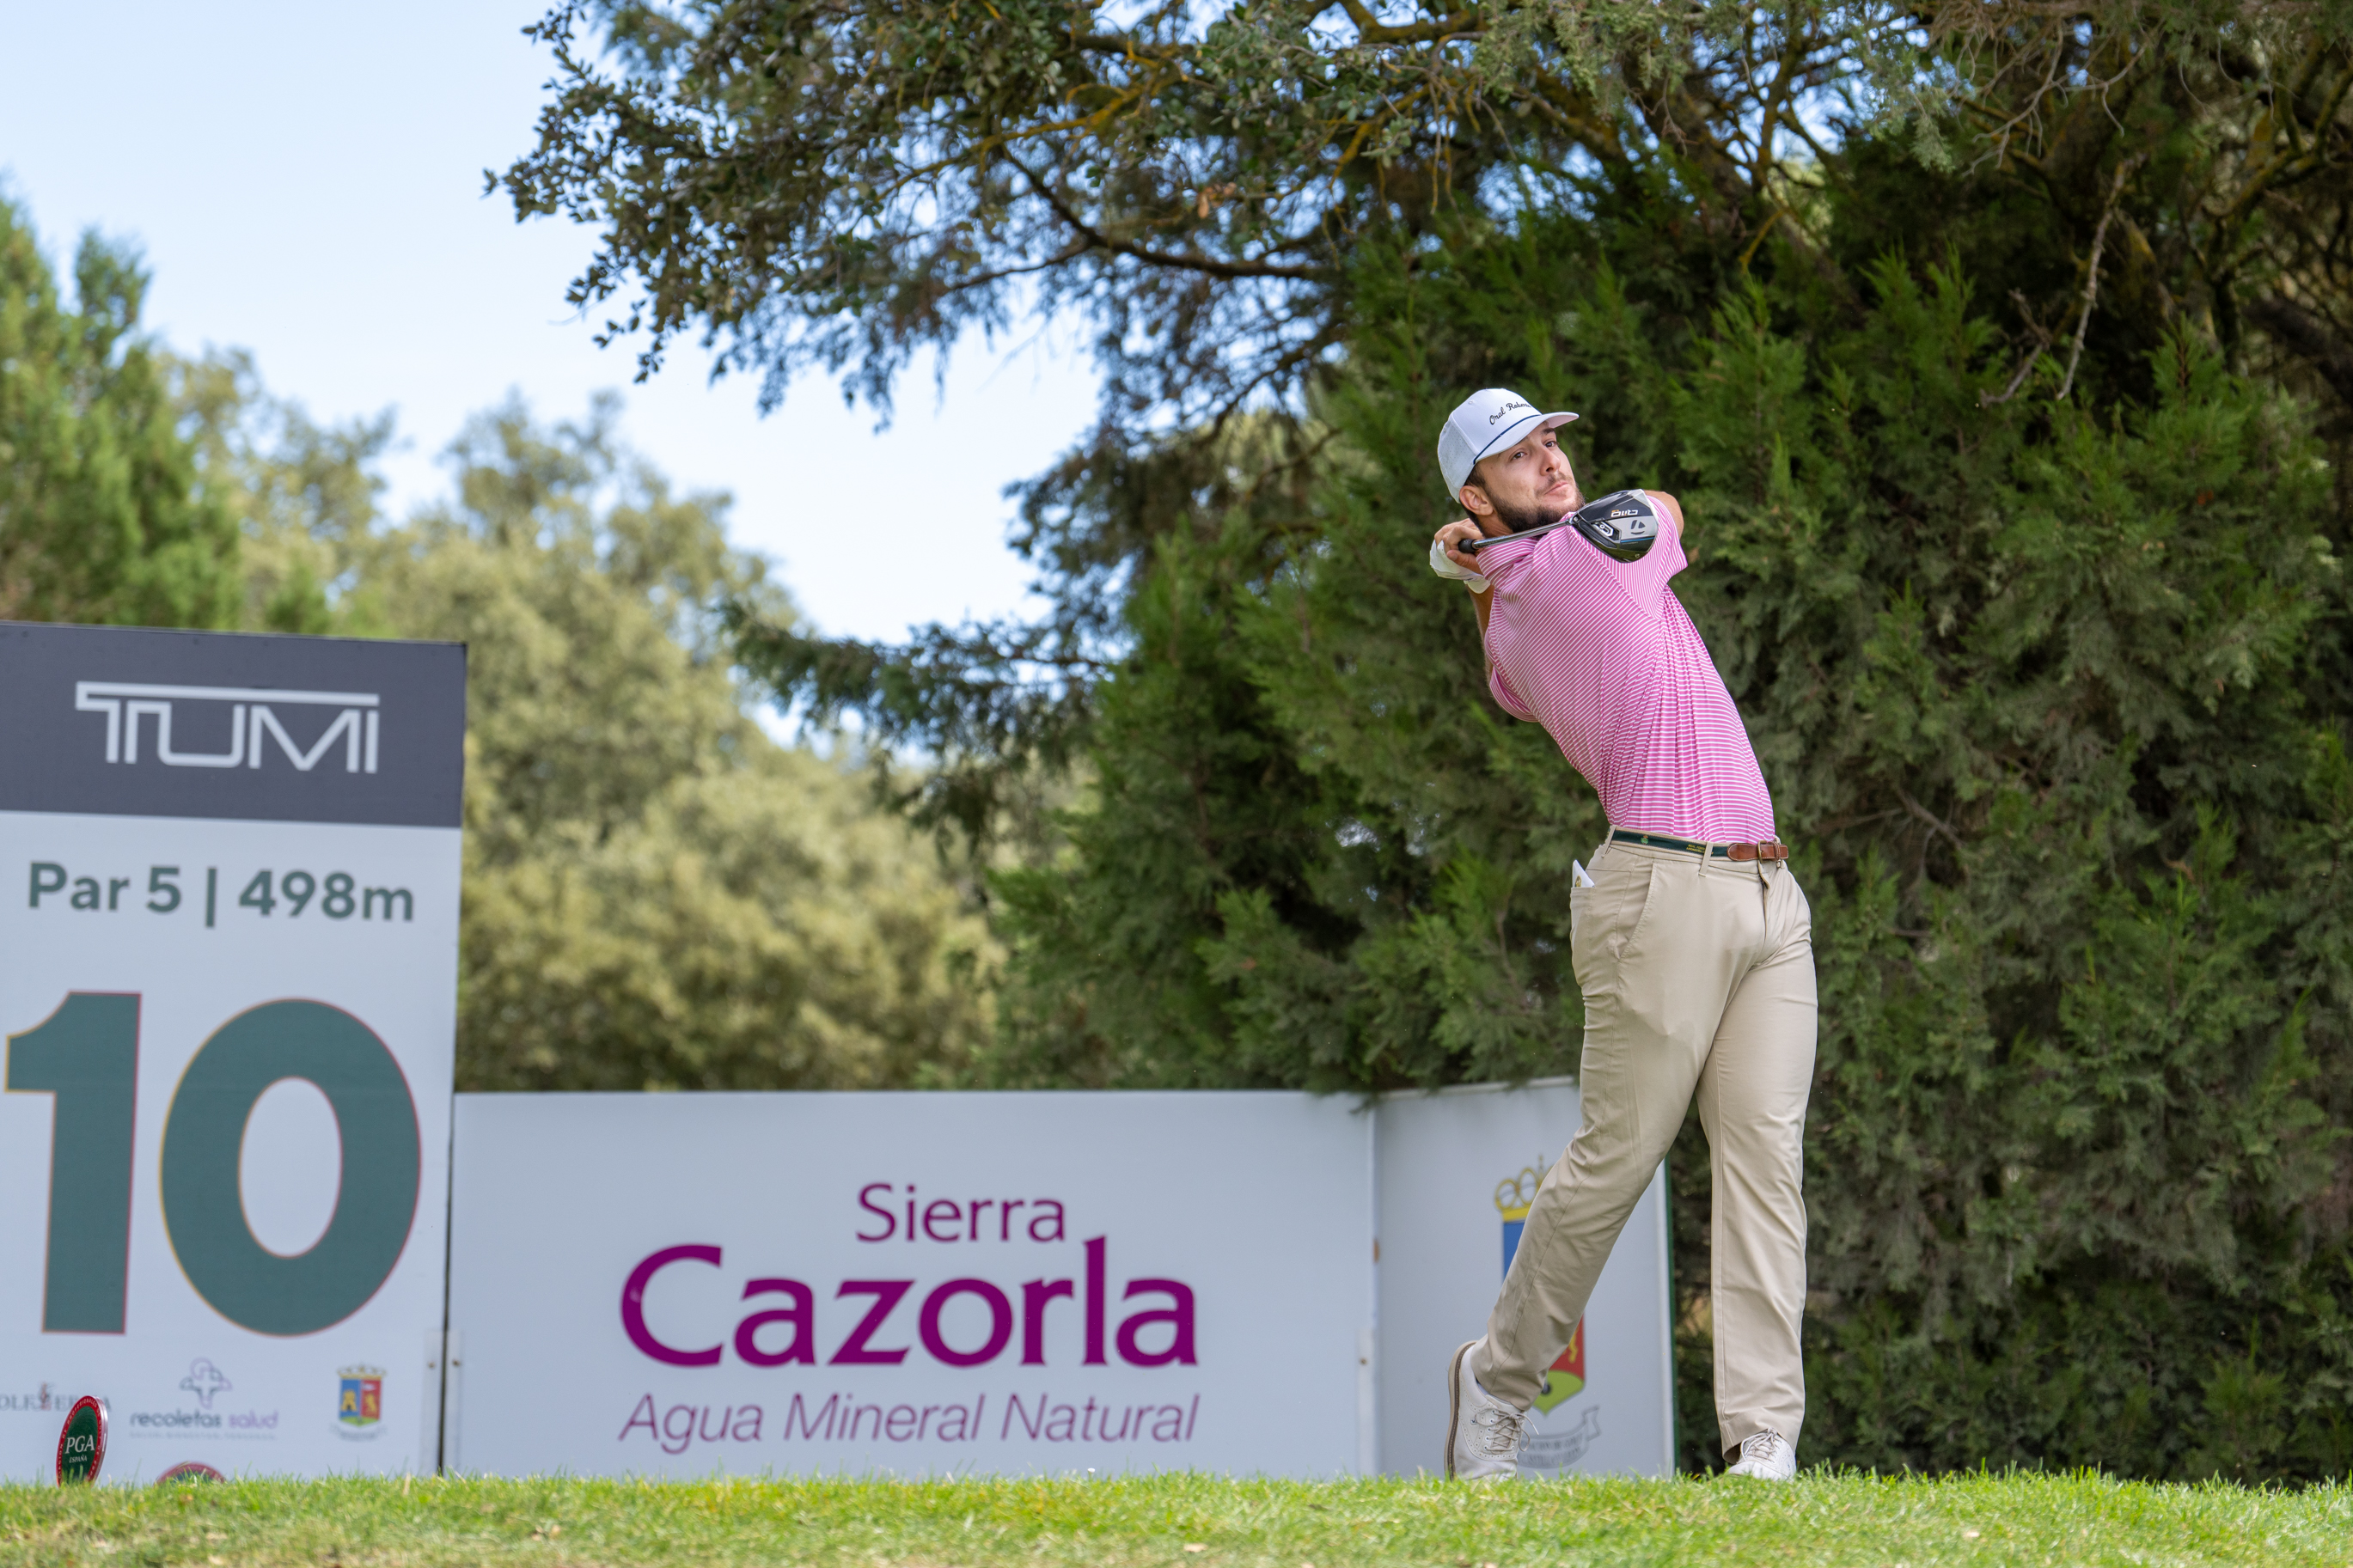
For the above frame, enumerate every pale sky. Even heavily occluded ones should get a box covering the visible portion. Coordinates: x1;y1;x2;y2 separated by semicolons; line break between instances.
0;0;1098;645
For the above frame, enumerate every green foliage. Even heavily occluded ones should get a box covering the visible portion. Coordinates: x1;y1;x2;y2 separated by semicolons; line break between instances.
176;347;396;637
0;176;996;1100
0;198;241;627
963;203;2353;1480
187;372;999;1092
981;514;1344;1087
499;0;2353;448
499;0;2353;1480
9;1471;2353;1565
374;400;1000;1091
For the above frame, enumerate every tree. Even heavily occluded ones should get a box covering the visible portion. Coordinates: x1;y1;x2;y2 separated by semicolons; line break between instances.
509;3;2353;1476
0;197;241;627
0;185;996;1094
192;376;1000;1092
963;217;2353;1477
413;401;1001;1090
490;0;2117;427
176;347;396;637
516;2;2353;852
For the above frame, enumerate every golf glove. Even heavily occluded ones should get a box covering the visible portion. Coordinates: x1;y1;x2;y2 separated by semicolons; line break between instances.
1428;537;1489;593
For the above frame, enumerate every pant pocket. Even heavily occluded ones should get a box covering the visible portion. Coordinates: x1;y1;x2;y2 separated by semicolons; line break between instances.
1768;865;1813;952
1612;860;1666;963
1574;857;1660;988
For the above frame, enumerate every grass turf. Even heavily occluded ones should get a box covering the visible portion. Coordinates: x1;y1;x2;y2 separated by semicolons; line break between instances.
2;1472;2346;1566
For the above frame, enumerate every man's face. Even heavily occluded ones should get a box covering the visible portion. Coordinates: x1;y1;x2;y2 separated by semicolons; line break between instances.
1462;427;1580;534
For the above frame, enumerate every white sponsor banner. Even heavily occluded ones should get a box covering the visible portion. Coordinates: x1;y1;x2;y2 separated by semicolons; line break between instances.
447;1092;1374;1478
0;625;464;1481
449;1081;1674;1480
1374;1080;1674;1478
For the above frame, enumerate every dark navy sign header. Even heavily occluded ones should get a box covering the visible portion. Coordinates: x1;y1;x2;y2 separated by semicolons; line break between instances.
0;624;464;827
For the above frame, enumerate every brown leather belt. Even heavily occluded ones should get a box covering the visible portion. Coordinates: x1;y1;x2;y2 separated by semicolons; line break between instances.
1607;828;1790;863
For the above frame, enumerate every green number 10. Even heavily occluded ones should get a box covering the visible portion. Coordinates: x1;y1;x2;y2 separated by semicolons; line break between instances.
5;995;138;1333
6;994;420;1337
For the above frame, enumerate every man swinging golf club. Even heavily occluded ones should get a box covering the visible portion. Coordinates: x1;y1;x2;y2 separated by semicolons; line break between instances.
1428;388;1817;1483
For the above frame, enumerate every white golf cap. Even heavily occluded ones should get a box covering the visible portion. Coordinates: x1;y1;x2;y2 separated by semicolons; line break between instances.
1436;388;1578;494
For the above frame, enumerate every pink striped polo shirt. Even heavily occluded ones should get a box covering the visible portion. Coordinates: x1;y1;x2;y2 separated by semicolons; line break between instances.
1481;494;1775;841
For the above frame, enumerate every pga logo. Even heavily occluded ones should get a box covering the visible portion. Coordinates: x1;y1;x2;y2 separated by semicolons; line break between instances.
74;682;382;774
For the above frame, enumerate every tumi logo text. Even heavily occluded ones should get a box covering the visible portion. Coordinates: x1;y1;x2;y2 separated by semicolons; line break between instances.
74;682;381;774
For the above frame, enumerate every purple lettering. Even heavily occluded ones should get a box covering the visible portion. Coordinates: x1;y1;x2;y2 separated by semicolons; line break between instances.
857;1183;896;1242
846;1402;883;1440
661;1404;696;1455
1079;1397;1101;1441
923;1199;962;1242
1117;1278;1198;1366
919;1278;1014;1367
1028;1199;1066;1242
885;1405;917;1441
618;1394;659;1443
1045;1402;1076;1441
905;1192;916;1242
782;1393;838;1439
620;1245;724;1367
830;1280;914;1364
732;1406;764;1441
1000;1199;1025;1241
699;1405;733;1442
735;1278;817;1367
970;1199;994;1239
1152;1404;1184;1441
917;1404;939;1439
1003;1389;1045;1439
1021;1278;1074;1364
1084;1236;1107;1365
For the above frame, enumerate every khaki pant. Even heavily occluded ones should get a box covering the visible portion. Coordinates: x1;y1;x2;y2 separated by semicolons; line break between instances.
1470;838;1817;1455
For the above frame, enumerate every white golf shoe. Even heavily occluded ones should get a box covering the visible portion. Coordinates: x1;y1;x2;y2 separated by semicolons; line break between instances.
1443;1339;1525;1481
1724;1428;1796;1480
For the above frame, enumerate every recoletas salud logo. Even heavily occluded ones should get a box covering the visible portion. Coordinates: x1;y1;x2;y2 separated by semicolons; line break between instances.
179;1359;230;1410
1496;1167;1586;1413
121;1361;278;1439
75;682;382;774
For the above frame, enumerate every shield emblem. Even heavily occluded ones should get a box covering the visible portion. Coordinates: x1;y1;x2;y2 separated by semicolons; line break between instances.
337;1368;383;1427
1495;1168;1587;1412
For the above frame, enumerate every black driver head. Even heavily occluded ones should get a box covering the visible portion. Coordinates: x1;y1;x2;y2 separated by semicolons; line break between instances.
1571;490;1660;563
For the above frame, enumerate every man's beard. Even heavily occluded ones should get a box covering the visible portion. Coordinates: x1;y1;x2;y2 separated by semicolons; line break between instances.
1488;492;1571;536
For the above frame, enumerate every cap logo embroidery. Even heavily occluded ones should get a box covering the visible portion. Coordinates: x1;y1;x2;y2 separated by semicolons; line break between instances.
1488;400;1530;424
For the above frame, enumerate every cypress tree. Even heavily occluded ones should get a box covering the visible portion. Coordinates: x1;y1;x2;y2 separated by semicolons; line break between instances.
978;209;2351;1477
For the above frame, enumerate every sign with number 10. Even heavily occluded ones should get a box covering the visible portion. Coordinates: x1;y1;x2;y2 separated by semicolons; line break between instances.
0;624;463;1481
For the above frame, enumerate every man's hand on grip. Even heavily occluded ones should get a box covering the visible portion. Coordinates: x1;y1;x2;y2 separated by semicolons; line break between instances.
1434;519;1484;573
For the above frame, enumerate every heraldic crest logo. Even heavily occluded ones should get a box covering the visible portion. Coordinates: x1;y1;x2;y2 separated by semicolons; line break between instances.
1495;1167;1586;1413
337;1367;383;1431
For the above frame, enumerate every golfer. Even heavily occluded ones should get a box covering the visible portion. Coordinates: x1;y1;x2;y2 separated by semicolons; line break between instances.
1428;388;1816;1483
